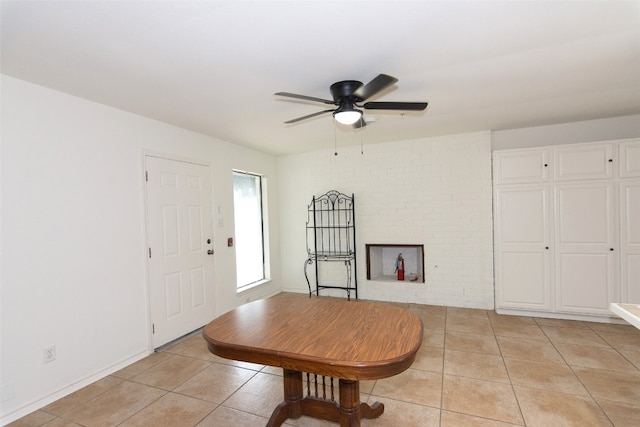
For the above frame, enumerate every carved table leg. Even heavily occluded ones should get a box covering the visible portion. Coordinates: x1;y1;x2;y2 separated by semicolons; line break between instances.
339;379;361;427
338;379;385;427
266;370;303;427
268;373;385;427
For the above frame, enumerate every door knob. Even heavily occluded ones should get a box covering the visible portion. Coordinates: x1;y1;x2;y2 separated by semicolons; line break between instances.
207;249;214;255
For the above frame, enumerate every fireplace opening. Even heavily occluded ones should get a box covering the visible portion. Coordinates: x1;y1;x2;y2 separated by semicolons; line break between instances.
366;244;425;283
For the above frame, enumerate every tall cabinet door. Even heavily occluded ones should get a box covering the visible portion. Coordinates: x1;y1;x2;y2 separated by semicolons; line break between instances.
554;182;618;314
620;182;640;303
620;139;640;303
495;185;553;310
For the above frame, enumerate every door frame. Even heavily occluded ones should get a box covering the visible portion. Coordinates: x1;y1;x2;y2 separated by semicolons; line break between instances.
140;150;217;351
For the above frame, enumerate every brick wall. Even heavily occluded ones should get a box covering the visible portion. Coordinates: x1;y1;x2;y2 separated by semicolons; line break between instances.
278;131;494;309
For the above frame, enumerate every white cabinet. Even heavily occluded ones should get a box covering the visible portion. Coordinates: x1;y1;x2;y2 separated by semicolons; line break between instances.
554;182;617;315
621;181;640;303
620;139;640;303
494;138;640;319
494;185;552;310
493;148;550;184
554;143;615;181
620;139;640;178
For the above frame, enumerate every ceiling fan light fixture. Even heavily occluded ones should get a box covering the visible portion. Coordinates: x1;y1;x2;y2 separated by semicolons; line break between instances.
334;109;362;125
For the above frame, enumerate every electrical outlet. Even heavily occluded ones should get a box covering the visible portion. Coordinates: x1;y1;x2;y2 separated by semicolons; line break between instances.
43;345;56;363
1;382;14;402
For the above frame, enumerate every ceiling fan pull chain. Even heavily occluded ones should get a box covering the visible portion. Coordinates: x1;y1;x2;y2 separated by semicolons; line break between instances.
334;120;338;156
360;118;364;155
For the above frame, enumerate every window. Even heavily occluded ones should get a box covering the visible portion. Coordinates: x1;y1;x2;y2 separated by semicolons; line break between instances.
232;170;268;289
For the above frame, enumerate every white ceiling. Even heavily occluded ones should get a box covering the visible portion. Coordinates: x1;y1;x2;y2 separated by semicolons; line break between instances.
2;0;640;155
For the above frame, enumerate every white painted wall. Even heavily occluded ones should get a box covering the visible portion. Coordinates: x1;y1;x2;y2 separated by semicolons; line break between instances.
278;131;494;308
492;114;640;150
0;75;280;423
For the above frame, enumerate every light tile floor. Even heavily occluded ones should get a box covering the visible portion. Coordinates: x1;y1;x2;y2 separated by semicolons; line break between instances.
9;299;640;426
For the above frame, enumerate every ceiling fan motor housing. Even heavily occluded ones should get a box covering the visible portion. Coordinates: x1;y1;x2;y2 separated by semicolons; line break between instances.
330;80;364;103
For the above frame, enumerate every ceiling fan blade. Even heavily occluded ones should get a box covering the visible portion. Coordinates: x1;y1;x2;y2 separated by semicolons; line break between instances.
353;74;398;101
275;92;335;105
284;109;335;124
363;101;428;111
352;117;367;129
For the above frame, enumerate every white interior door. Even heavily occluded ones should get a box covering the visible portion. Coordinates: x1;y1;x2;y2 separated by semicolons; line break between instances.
145;156;216;348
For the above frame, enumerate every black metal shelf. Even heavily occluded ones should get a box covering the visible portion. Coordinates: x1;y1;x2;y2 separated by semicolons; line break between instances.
308;251;355;258
304;190;357;300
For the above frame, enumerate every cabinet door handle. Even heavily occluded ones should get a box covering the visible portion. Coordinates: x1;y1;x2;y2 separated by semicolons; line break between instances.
608;159;613;163
545;246;549;250
610;248;614;251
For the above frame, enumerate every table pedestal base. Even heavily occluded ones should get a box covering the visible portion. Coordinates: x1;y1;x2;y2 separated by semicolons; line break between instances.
267;370;384;427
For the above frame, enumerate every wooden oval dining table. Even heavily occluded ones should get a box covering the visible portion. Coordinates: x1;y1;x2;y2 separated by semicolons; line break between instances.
203;293;423;427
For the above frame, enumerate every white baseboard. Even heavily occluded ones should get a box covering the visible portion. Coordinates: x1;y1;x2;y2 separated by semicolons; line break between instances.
495;307;626;324
1;349;151;426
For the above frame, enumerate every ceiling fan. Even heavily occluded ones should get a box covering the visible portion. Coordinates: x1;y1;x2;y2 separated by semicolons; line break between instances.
275;74;428;128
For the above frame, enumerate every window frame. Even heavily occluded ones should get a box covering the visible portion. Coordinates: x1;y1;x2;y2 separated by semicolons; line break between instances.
232;170;270;290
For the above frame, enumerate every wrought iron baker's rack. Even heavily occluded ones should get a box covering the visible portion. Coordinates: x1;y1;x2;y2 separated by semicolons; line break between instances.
304;190;357;299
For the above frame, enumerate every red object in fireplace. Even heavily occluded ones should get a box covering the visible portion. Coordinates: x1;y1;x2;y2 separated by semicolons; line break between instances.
395;253;405;281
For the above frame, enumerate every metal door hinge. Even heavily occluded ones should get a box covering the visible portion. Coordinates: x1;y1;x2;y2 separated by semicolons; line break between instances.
152;324;155;334
145;171;149;182
148;248;151;258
